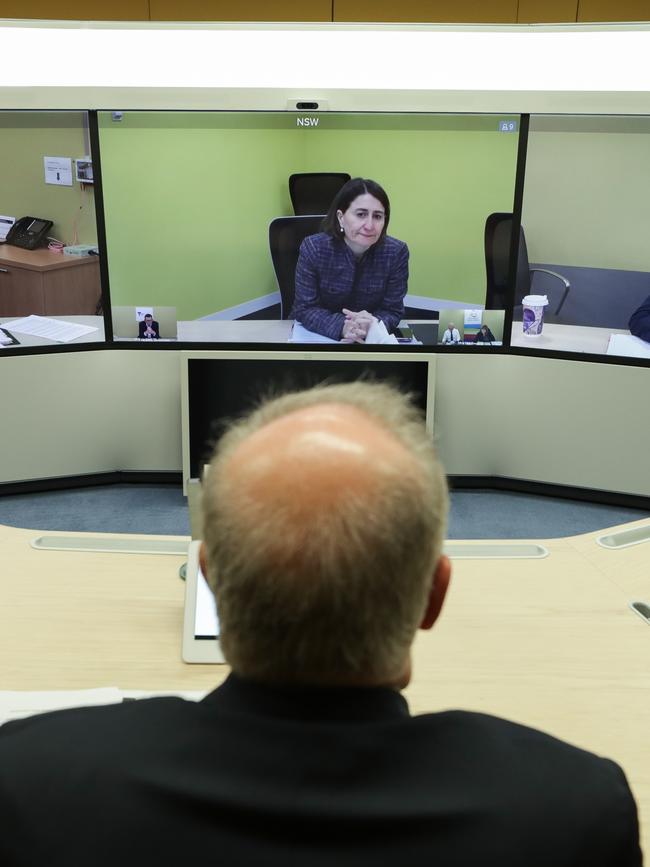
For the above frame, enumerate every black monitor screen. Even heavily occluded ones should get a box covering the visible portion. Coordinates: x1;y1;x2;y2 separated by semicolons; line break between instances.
186;356;431;478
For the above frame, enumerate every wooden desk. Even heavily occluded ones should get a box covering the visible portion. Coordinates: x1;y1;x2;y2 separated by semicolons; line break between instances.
0;245;101;317
1;519;649;855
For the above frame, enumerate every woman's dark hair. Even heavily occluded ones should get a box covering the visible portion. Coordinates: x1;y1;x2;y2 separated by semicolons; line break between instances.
321;177;390;240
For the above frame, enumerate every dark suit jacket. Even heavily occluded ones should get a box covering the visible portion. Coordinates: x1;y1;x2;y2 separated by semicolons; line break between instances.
0;674;640;866
629;295;650;343
138;319;160;339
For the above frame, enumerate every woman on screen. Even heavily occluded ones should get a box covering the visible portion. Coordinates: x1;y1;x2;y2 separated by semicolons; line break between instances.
475;324;496;343
293;178;409;342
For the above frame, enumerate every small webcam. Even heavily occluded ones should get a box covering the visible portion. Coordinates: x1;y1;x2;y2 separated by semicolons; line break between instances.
286;100;329;111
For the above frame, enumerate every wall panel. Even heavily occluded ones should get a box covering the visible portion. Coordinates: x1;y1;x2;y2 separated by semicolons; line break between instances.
517;0;578;22
2;349;650;502
149;0;331;20
577;0;650;21
0;1;149;19
334;0;517;23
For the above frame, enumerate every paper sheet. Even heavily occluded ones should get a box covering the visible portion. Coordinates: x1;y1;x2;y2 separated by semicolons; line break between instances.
607;333;650;359
0;215;15;241
289;322;338;343
290;319;399;344
365;319;398;344
1;315;98;343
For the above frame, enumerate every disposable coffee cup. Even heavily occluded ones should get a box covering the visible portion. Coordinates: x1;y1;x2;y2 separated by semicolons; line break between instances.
521;294;549;336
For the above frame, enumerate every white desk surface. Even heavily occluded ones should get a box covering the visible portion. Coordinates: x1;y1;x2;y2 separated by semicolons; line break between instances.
511;322;629;354
1;517;649;855
178;319;292;342
1;316;105;346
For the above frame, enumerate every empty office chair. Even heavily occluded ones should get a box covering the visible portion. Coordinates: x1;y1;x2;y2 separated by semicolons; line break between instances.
269;215;325;319
484;212;570;315
289;173;351;216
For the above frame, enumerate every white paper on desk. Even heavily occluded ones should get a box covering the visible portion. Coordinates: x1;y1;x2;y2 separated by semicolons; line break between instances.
289;320;398;344
365;319;398;344
0;215;15;240
0;687;122;725
607;333;650;359
289;322;338;343
1;315;98;343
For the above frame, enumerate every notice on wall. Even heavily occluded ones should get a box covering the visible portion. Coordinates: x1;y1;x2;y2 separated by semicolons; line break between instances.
44;156;73;186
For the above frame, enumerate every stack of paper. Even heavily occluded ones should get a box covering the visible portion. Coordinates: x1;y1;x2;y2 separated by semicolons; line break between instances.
1;315;98;343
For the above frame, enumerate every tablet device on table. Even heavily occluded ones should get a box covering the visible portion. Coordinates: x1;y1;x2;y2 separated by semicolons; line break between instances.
182;540;225;663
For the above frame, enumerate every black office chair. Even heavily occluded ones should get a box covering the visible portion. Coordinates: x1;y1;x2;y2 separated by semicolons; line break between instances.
289;173;351;216
484;212;570;315
269;215;325;319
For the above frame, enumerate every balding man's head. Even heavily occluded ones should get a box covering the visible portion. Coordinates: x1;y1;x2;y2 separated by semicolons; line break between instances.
201;381;449;686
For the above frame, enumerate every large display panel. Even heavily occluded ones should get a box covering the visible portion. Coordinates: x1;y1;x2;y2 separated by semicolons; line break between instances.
180;352;436;487
0;111;104;350
509;115;650;363
98;111;513;348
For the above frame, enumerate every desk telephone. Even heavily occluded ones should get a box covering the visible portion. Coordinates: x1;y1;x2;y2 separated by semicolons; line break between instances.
5;216;53;250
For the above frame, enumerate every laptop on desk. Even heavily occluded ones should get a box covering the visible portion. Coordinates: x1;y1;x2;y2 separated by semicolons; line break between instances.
182;540;225;664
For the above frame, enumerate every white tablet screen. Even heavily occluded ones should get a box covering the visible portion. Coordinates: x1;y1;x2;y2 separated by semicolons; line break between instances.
195;566;219;639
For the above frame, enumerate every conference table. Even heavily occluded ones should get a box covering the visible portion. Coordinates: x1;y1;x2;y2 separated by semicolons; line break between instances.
1;518;649;855
510;321;631;354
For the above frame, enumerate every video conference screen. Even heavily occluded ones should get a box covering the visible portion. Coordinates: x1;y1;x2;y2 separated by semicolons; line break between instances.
97;111;513;348
0;111;103;349
508;114;650;363
4;108;650;365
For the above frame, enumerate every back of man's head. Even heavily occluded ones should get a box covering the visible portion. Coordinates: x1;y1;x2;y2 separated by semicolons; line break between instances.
201;381;449;686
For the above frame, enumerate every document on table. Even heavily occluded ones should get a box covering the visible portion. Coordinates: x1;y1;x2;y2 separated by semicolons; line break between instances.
607;333;650;359
289;320;401;344
289;322;338;343
0;215;16;241
1;315;98;343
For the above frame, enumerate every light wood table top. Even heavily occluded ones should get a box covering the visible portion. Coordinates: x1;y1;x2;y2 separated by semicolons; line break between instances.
1;518;649;855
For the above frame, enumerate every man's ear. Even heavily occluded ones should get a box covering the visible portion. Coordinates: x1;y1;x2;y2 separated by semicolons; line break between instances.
419;555;451;630
199;542;209;580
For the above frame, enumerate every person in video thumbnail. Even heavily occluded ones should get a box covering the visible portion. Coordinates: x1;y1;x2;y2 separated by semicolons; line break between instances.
628;296;650;343
441;322;461;344
138;313;160;340
475;324;496;343
293;178;409;343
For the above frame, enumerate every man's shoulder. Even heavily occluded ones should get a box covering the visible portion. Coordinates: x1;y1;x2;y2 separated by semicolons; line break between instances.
0;696;198;764
413;708;625;787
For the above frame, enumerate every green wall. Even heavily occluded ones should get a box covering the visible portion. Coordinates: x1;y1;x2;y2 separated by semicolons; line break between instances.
523;116;650;271
0;112;97;246
98;112;518;319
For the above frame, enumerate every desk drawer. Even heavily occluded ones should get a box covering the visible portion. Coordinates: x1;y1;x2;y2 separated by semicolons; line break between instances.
0;265;45;316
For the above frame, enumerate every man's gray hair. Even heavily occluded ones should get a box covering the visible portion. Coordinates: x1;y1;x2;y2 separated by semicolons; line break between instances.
201;380;448;684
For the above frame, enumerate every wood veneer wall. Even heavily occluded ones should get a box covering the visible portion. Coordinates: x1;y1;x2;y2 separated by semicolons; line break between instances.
2;0;649;24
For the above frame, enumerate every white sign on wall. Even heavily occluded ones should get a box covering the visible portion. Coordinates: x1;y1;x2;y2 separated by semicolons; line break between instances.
44;156;73;186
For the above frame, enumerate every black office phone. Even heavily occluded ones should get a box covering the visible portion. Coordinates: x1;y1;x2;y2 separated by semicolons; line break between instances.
6;216;53;250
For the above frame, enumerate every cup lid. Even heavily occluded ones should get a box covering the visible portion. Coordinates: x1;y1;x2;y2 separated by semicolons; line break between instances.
522;294;549;306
